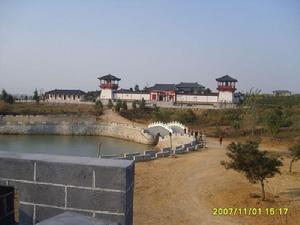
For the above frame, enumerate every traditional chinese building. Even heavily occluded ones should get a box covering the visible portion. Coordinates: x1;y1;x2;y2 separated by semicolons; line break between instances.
216;75;238;102
98;74;240;105
45;89;86;103
272;90;292;96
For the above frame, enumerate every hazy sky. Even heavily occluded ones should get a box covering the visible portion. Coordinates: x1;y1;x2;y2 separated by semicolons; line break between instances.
0;0;299;95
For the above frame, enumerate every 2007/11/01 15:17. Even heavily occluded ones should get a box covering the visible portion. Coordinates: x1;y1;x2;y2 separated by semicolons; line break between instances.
212;207;289;216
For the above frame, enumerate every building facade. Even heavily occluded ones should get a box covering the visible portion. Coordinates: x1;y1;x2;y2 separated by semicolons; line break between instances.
45;89;86;103
272;90;292;96
98;74;240;105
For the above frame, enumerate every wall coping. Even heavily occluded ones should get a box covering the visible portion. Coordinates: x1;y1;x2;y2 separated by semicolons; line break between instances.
0;151;133;168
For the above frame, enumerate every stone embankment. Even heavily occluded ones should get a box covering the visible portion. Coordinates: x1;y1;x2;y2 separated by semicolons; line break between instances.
0;115;156;145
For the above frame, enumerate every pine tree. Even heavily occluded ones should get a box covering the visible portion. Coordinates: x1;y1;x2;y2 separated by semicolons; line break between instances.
33;89;40;103
221;141;282;200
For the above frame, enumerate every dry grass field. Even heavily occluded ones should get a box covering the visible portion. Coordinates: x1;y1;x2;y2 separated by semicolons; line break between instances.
134;138;300;225
0;101;96;115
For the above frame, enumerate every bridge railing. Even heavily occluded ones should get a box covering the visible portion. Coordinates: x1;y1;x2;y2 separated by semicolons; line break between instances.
147;122;173;133
166;121;187;130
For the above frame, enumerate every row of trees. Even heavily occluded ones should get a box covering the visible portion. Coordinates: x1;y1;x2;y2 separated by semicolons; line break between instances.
0;89;41;104
106;98;146;112
222;140;300;201
229;89;295;137
0;89;15;104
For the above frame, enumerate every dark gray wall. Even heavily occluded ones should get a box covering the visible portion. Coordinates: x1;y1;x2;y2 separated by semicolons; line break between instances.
0;151;134;225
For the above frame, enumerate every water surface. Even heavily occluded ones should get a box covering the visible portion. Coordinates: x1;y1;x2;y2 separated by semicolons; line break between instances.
0;135;149;157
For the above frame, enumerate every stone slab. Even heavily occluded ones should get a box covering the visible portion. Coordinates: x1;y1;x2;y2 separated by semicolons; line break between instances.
67;187;125;213
36;212;119;225
8;181;65;207
0;158;34;181
0;151;133;169
94;164;134;191
36;162;93;187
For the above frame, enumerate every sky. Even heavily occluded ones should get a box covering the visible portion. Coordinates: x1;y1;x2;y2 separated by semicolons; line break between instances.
0;0;299;95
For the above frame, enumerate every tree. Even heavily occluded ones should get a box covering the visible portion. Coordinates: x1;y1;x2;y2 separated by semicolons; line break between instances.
132;100;137;109
264;108;282;136
107;99;113;109
33;89;40;103
151;107;171;122
1;89;14;104
139;98;146;110
114;99;122;112
204;88;211;94
95;100;103;116
289;141;300;172
1;89;8;101
243;88;261;136
221;141;282;200
6;95;14;104
134;85;140;91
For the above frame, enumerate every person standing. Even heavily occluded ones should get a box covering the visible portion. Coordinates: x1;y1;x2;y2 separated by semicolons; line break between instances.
219;135;223;146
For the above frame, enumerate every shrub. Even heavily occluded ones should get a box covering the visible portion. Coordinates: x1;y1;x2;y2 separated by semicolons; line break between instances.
121;101;128;111
95;100;103;116
107;99;113;109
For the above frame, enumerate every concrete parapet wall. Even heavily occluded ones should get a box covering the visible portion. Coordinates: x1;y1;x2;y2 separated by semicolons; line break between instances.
123;153;140;160
0;151;134;225
133;154;154;162
155;151;170;158
143;150;156;158
174;148;186;154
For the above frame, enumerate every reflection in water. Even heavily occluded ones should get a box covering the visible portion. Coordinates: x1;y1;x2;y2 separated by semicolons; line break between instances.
0;135;149;157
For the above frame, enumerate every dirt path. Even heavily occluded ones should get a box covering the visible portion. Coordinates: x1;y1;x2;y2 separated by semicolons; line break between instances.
134;138;300;225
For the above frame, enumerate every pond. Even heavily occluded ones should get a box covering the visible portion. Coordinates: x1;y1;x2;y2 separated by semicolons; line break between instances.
0;135;149;157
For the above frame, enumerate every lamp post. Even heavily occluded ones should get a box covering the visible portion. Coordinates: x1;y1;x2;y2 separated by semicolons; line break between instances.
169;132;173;155
97;143;102;158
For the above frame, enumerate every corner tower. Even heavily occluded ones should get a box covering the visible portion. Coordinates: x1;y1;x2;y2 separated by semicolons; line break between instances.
216;75;237;103
98;74;121;100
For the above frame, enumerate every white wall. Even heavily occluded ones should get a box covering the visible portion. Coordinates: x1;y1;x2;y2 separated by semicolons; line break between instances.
176;94;218;103
47;94;83;103
100;89;113;99
114;93;150;101
218;91;233;103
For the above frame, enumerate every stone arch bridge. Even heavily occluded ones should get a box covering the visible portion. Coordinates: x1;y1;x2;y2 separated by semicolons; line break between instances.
145;121;187;137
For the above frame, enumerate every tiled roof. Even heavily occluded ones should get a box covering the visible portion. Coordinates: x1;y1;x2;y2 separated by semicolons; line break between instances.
176;82;205;88
45;89;86;95
148;84;178;91
216;75;237;82
98;74;121;81
273;90;291;93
